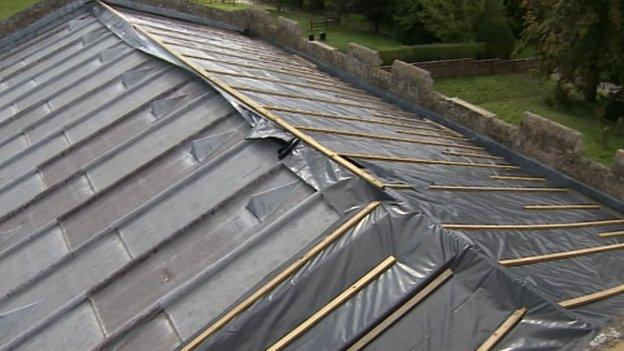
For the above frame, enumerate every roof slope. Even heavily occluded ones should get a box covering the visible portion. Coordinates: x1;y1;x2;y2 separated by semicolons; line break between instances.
0;1;622;350
0;5;343;350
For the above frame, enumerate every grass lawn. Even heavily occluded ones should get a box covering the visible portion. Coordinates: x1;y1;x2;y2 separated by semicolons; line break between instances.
190;0;252;11
0;0;40;20
435;73;624;166
266;11;403;51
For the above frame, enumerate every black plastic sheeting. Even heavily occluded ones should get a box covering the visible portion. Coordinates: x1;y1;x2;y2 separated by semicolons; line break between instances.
197;196;594;350
91;3;624;350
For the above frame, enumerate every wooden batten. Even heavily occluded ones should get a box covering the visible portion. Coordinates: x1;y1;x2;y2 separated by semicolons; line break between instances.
429;185;566;192
267;256;397;351
490;175;546;182
396;129;467;141
443;150;503;160
442;219;624;231
205;69;367;96
179;202;382;350
599;230;624;238
233;86;394;112
347;268;453;351
295;126;483;151
97;1;386;189
499;243;624;267
340;153;521;170
264;106;431;129
523;204;600;210
559;284;624;309
476;308;527;351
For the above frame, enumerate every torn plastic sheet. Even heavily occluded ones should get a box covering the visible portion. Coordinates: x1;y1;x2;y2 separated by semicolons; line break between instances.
198;202;595;350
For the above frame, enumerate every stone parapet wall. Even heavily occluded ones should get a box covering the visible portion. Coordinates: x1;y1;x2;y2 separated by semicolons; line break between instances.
518;112;624;199
427;94;624;199
414;57;540;78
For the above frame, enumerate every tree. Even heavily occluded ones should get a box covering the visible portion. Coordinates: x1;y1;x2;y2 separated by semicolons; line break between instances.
413;0;485;43
302;0;325;11
503;0;526;37
324;0;356;18
271;0;304;11
477;0;516;58
392;0;436;44
523;0;624;103
352;0;393;33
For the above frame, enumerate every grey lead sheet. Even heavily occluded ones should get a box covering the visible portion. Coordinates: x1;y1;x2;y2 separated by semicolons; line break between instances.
92;3;624;350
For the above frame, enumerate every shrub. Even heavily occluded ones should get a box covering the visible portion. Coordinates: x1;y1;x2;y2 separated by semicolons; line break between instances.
602;90;624;121
378;42;486;65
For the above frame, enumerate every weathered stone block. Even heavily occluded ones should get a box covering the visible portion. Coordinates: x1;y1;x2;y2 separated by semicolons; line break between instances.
425;94;519;147
303;40;337;65
342;43;391;89
270;16;306;51
442;97;492;132
520;111;583;155
485;117;520;148
346;43;383;67
248;9;274;37
277;16;303;35
557;155;624;200
389;60;433;106
330;51;347;70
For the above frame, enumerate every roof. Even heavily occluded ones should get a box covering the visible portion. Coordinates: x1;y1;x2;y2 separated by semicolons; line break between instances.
0;1;622;350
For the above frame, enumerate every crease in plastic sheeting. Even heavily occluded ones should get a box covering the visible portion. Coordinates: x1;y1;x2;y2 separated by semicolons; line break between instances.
191;130;238;162
319;178;390;215
0;301;39;339
294;263;449;351
244;112;294;142
246;181;299;221
279;142;352;192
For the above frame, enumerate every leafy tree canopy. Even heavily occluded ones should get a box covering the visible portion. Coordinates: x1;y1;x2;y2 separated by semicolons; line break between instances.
411;0;485;43
523;0;624;102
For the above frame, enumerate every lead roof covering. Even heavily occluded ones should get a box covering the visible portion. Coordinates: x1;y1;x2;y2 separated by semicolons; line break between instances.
0;1;622;350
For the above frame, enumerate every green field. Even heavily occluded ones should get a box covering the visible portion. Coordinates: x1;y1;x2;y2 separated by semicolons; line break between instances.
435;73;624;166
190;0;252;12
0;0;40;20
266;11;402;51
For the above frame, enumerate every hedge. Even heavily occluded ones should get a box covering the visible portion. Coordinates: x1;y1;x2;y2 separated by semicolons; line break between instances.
378;42;487;65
